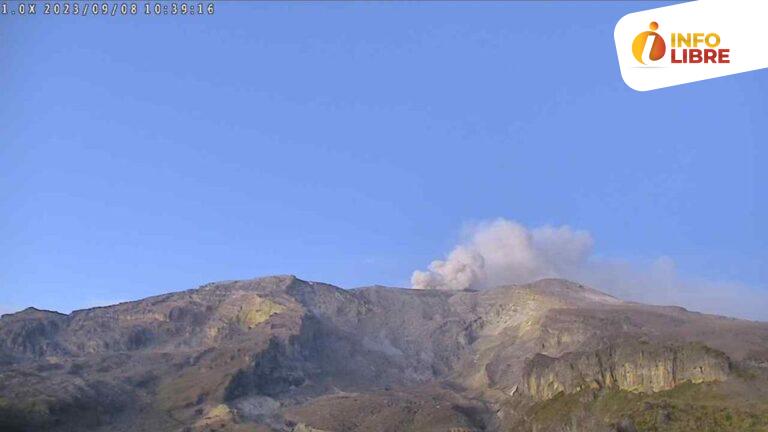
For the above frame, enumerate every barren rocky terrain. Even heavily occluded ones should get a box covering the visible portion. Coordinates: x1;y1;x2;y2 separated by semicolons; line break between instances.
2;276;768;431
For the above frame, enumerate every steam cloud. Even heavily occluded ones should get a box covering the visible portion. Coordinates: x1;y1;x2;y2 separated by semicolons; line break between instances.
411;218;768;320
411;220;593;291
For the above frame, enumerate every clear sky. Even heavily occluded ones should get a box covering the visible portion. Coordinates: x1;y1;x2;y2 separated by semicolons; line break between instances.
1;2;765;315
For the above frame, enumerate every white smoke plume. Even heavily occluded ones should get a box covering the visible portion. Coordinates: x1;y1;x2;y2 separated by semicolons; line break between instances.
411;218;768;320
412;220;592;290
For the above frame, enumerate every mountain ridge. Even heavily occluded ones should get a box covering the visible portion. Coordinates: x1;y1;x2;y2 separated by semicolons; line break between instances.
2;275;768;432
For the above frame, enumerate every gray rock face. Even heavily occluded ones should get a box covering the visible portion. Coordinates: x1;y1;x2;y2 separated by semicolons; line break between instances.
523;341;731;400
230;395;280;421
0;308;69;358
1;276;767;432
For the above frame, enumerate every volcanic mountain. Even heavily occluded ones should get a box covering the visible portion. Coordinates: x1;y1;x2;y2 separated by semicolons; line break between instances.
2;276;768;432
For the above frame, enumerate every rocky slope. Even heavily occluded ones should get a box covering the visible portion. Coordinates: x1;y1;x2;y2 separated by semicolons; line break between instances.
2;276;768;432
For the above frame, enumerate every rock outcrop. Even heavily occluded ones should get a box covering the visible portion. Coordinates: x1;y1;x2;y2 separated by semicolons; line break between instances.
523;341;731;400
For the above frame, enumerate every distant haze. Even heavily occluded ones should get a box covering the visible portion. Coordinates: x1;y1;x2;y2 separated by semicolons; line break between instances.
412;218;768;321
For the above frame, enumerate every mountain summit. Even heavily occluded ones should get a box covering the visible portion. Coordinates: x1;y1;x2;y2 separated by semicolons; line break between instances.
2;276;768;432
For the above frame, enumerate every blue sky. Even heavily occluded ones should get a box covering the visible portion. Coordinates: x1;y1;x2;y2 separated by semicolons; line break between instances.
1;2;766;316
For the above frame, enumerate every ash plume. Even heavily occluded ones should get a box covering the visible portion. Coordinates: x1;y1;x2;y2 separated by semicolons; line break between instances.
411;219;592;291
411;218;768;320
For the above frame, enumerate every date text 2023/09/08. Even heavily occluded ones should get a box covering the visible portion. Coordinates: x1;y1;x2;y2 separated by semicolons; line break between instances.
1;2;216;17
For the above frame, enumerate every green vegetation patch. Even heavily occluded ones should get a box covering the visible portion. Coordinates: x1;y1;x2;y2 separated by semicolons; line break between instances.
528;381;768;432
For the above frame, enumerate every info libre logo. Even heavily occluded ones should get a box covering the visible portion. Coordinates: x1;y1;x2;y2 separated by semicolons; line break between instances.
632;22;730;66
